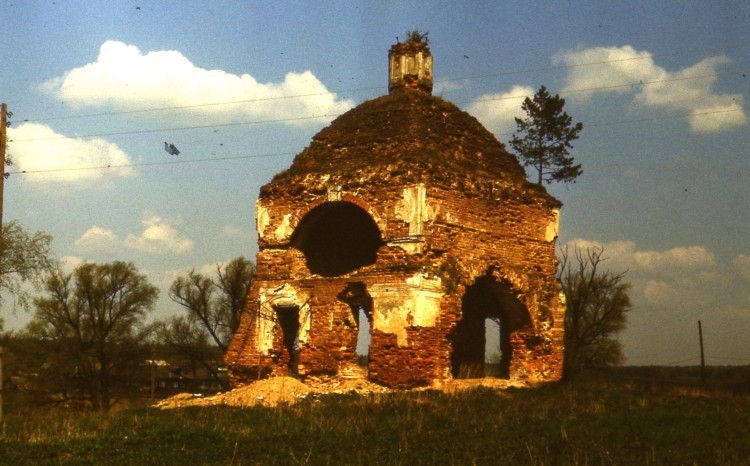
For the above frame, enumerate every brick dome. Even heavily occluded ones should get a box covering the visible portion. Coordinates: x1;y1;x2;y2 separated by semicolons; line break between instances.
226;41;566;389
288;91;525;180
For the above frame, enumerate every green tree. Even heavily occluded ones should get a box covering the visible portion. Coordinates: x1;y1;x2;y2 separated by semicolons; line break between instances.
510;85;583;185
0;221;55;322
558;246;631;379
167;256;255;352
27;261;158;411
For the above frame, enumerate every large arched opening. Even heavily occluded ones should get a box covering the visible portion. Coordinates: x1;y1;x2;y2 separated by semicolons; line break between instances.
450;272;532;379
290;201;382;277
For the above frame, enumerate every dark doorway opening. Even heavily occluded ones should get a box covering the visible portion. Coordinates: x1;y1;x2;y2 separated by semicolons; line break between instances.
450;273;531;379
291;201;382;277
338;282;373;366
484;317;503;377
275;305;300;377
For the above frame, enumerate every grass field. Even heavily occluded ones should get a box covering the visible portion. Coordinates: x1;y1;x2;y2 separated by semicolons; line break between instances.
1;370;749;465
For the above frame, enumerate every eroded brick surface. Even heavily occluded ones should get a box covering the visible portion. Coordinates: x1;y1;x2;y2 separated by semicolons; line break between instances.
225;42;565;389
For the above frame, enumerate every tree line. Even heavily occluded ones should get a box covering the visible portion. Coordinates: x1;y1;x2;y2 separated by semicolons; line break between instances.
1;233;255;412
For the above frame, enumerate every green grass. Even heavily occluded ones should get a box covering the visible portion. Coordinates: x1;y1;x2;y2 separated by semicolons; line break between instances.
1;379;749;465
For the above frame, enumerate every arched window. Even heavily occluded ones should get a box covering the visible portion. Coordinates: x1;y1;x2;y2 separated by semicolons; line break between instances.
291;202;382;277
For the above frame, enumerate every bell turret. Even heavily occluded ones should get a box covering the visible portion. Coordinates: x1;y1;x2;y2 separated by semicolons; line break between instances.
388;36;433;94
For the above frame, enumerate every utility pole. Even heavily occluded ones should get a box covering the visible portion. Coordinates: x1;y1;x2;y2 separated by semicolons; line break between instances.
0;103;6;426
0;345;3;426
698;320;706;388
1;103;6;242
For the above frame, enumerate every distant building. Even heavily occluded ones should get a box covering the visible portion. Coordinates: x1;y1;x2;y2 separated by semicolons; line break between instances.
226;39;565;388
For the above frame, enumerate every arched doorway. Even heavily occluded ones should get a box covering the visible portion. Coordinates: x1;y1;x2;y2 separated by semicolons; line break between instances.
451;273;531;379
291;201;382;277
274;305;301;377
338;282;373;367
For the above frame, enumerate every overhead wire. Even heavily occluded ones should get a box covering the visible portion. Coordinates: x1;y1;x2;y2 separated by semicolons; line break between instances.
7;103;745;177
13;41;747;127
6;151;297;176
10;114;339;142
5;42;747;175
9;68;746;144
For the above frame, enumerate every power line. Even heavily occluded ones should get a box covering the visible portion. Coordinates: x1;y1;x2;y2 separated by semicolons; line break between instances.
9;69;746;144
5;105;741;177
5;151;297;176
10;114;339;143
20;87;380;124
9;97;744;147
14;42;747;125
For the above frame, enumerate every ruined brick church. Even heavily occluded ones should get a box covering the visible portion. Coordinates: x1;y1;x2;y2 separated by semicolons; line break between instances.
225;39;565;388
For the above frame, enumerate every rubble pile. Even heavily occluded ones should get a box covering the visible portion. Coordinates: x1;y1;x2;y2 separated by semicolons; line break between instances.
154;375;530;409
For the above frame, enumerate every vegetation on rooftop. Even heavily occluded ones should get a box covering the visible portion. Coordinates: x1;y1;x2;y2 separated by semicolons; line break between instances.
405;29;429;45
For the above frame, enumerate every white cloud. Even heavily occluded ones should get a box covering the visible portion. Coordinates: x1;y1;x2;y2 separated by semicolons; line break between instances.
564;239;715;274
145;267;185;290
642;279;674;304
433;79;464;95
60;255;86;273
564;238;750;365
561;238;637;272
37;40;354;127
7;123;135;183
634;246;715;271
74;226;121;252
465;85;534;136
74;213;193;256
554;45;746;133
124;213;194;254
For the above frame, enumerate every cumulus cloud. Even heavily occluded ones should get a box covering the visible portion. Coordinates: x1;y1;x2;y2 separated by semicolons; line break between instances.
564;239;715;273
554;45;746;133
7;123;135;183
562;239;720;304
634;245;715;271
37;40;354;127
73;213;193;256
565;238;750;365
560;238;637;272
124;213;194;254
60;255;86;273
642;279;674;304
74;226;121;252
465;85;534;136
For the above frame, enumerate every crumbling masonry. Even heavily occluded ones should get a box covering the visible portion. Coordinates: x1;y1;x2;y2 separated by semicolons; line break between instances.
225;40;566;388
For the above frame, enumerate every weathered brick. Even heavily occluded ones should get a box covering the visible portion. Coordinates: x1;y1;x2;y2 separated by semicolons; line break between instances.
225;41;565;389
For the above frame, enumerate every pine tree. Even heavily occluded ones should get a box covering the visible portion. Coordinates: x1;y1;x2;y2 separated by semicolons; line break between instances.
510;85;583;185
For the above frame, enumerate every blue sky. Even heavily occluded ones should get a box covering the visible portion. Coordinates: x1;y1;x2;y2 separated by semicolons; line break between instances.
1;0;748;366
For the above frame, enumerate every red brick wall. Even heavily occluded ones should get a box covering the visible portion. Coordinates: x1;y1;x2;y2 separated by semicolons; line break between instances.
226;176;564;388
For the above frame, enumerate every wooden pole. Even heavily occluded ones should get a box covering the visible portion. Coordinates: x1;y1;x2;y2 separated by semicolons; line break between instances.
698;320;706;387
0;103;6;234
0;345;4;425
0;103;7;426
0;103;6;247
